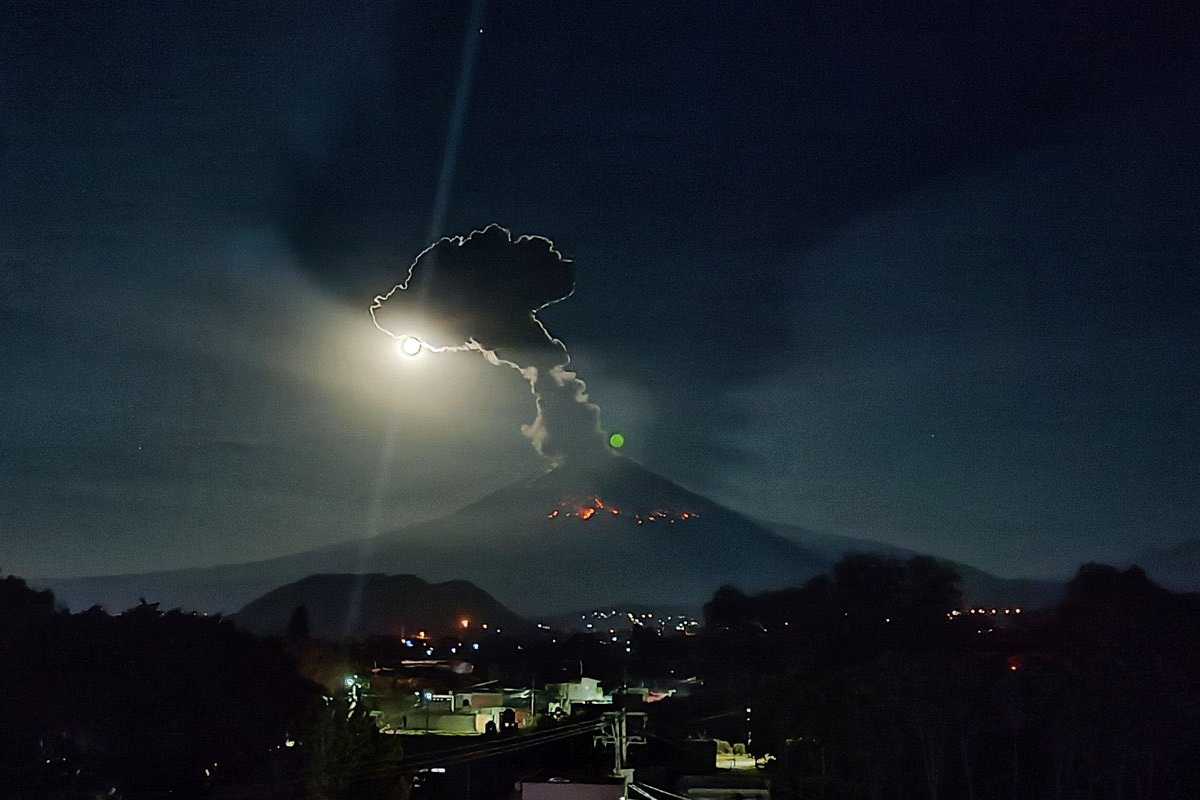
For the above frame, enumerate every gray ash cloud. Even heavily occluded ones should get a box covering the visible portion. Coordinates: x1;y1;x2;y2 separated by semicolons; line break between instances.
370;224;605;462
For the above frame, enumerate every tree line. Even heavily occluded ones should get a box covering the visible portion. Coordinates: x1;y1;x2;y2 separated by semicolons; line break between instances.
692;555;1200;800
0;575;405;799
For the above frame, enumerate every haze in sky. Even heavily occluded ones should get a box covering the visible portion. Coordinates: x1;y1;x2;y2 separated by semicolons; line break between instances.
2;1;1198;579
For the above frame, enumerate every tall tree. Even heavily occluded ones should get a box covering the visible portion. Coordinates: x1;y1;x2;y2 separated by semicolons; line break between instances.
288;604;312;642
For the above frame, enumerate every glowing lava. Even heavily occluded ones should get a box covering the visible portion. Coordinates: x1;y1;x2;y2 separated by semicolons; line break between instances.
546;496;698;526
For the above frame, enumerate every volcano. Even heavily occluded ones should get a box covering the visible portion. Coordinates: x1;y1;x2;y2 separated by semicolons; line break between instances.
39;455;1061;617
41;456;828;616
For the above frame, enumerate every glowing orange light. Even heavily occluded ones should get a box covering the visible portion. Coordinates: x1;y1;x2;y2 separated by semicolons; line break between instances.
610;508;620;516
579;507;596;521
593;497;604;509
460;618;470;628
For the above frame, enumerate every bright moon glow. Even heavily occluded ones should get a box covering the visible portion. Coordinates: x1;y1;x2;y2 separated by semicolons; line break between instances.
609;432;625;449
396;335;423;358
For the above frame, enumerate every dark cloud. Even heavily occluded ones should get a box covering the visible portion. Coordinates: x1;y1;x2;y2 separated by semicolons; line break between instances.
370;225;605;462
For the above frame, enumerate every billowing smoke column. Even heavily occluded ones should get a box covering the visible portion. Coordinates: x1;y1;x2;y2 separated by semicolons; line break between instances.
370;224;606;463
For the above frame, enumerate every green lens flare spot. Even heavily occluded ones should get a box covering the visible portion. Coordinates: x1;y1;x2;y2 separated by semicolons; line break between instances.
609;432;625;449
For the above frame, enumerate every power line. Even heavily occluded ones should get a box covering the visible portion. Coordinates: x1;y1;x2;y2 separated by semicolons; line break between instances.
635;782;691;800
334;717;606;776
216;720;607;798
397;721;605;771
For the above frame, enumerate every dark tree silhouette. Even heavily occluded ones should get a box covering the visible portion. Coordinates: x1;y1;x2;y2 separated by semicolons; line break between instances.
694;557;1200;800
306;690;407;800
0;574;322;795
288;603;312;642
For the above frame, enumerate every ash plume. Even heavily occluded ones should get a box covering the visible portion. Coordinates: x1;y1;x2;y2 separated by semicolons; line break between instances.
370;224;606;462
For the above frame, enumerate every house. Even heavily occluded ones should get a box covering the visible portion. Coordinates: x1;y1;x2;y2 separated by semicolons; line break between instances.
545;677;611;716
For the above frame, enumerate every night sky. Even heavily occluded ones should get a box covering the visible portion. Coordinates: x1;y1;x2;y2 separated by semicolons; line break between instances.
3;1;1198;580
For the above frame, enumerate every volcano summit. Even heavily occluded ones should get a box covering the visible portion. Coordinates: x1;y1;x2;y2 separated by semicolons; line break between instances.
42;456;828;616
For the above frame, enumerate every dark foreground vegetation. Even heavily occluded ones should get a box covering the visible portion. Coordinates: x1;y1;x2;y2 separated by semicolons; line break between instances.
695;556;1200;799
3;555;1198;799
0;576;405;799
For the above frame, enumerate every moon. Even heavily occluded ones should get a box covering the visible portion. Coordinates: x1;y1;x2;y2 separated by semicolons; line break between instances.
395;335;423;358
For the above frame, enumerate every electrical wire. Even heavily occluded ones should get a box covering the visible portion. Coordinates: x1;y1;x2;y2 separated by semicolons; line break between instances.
328;718;605;777
635;782;692;800
213;718;607;798
395;720;605;771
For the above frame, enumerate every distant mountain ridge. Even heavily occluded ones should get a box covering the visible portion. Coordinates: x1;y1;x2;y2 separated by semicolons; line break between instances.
764;522;1065;609
231;574;530;639
38;455;1062;616
1126;539;1200;592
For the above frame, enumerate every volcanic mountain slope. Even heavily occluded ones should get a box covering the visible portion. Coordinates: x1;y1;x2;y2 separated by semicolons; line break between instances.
765;522;1064;609
39;455;1062;617
231;574;531;639
42;456;829;616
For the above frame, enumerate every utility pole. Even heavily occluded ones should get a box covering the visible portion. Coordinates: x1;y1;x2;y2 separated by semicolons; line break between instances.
612;711;626;775
596;710;646;778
